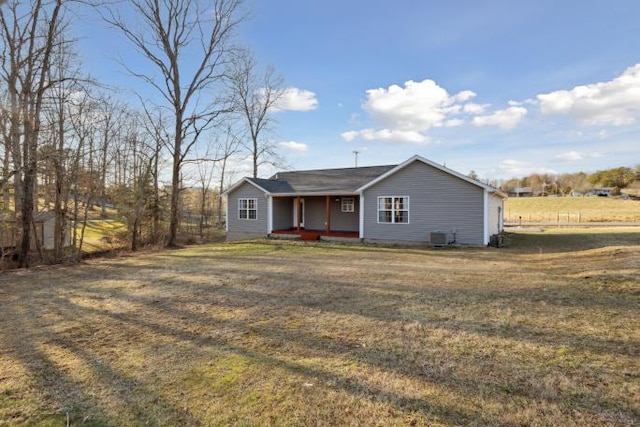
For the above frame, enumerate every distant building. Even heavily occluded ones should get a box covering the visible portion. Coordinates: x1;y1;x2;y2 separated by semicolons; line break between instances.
1;212;72;252
508;187;533;197
588;187;615;197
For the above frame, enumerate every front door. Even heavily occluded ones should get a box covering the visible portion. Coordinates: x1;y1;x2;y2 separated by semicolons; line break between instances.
293;198;305;228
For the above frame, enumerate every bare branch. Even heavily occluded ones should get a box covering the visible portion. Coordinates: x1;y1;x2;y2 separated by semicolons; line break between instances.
97;0;244;245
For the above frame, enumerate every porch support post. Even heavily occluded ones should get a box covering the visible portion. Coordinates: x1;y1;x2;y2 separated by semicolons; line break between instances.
296;195;301;231
267;195;273;234
325;195;331;233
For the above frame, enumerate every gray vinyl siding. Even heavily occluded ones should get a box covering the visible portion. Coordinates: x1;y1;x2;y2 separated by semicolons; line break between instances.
226;182;268;241
303;197;325;230
362;162;485;245
330;197;359;231
302;196;359;231
272;197;293;230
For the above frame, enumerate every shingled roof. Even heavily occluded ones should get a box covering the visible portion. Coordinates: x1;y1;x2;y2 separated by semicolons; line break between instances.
247;164;396;194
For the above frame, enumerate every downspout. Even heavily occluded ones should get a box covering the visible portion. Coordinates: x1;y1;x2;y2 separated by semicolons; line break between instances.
483;190;489;245
359;192;365;239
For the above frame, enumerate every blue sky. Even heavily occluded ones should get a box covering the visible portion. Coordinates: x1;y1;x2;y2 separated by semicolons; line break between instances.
74;0;640;180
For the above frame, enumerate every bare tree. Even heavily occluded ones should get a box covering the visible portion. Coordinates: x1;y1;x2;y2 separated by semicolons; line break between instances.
226;50;284;178
0;91;15;210
93;95;126;218
194;157;215;239
102;0;243;247
216;125;240;227
140;103;172;243
0;0;66;267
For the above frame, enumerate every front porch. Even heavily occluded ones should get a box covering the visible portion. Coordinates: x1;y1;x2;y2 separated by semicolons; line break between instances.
271;195;361;240
269;228;360;242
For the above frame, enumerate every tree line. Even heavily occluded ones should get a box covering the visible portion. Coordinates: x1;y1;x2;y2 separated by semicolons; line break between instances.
498;166;640;196
1;0;284;268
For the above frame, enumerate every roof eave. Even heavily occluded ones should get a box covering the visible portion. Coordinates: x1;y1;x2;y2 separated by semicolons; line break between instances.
271;190;360;197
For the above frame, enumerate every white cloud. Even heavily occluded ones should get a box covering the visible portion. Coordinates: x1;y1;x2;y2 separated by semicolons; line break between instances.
463;103;489;114
445;118;465;127
499;159;528;175
279;141;309;152
499;159;557;176
341;131;359;142
341;128;427;144
362;79;471;132
536;63;640;126
553;150;602;164
454;90;477;102
472;106;527;130
555;151;583;161
274;87;318;112
343;78;530;144
343;80;485;143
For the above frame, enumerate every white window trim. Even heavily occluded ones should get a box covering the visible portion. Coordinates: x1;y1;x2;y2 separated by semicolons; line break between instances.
341;197;355;213
377;195;410;224
238;197;258;220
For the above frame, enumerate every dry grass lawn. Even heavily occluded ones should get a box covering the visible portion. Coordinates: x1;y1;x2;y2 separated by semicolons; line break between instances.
0;228;639;426
505;197;640;222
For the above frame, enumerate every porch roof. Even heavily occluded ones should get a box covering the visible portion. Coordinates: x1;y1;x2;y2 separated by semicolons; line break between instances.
246;164;396;195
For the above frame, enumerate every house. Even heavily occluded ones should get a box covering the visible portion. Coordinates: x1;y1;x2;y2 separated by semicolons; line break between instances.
223;155;506;246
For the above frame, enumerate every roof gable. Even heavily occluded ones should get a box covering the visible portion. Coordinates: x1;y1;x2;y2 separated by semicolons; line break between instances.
357;155;502;195
222;177;272;196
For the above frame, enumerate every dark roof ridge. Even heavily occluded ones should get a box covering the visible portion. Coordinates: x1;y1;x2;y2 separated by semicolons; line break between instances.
271;163;397;178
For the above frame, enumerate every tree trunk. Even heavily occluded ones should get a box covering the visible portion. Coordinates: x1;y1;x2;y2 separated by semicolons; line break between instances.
167;131;182;247
18;128;37;267
152;144;160;243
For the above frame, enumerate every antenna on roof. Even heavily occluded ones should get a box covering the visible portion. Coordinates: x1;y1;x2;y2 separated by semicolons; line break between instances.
353;150;359;167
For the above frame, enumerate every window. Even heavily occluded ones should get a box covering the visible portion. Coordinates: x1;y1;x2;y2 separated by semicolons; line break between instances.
377;196;409;224
238;198;257;220
341;197;355;213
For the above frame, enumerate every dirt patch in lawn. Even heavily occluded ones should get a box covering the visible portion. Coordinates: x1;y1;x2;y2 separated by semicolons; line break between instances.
0;229;638;426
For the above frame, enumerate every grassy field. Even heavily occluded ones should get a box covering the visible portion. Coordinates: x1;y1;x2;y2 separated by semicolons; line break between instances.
505;196;640;223
79;220;128;254
0;229;638;426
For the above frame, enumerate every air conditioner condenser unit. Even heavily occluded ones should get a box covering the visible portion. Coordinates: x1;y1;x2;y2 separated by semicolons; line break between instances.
430;231;456;246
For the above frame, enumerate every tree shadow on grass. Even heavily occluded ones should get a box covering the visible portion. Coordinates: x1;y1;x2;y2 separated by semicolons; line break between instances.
1;241;639;425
